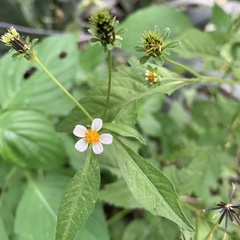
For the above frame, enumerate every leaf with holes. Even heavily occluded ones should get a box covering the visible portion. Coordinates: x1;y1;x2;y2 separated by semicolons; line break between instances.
0;34;78;116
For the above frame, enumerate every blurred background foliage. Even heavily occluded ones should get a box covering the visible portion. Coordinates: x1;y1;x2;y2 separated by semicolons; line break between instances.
1;0;240;239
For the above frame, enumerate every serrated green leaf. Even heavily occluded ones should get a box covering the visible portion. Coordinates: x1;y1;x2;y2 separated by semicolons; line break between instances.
103;122;145;145
111;100;137;126
164;146;212;195
55;152;100;240
14;176;69;240
114;138;194;231
57;60;189;133
173;29;220;61
0;110;66;169
99;179;142;209
0;34;78;115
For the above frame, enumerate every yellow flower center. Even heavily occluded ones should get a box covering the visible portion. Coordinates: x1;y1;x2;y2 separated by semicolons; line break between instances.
146;71;157;84
85;130;100;144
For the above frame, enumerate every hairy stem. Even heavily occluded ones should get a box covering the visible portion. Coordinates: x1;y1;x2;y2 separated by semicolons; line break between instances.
163;56;202;78
103;50;112;120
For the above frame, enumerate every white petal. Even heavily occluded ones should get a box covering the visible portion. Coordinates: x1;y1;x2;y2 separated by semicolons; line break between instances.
100;134;113;145
73;125;87;137
92;142;103;154
75;138;88;152
91;118;103;132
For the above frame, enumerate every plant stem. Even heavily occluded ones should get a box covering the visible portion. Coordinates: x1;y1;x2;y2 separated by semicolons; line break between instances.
162;56;239;85
163;56;202;78
33;56;93;121
107;208;131;227
103;50;112;120
204;220;220;239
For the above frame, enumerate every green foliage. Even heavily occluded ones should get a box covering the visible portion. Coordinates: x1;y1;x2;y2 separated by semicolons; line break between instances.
100;179;142;209
55;153;100;240
120;5;193;56
0;110;66;169
114;139;194;231
57;60;189;133
14;176;69;240
0;2;240;240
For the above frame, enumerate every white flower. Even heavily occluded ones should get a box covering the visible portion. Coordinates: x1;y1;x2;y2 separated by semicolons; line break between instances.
73;118;113;154
145;70;158;84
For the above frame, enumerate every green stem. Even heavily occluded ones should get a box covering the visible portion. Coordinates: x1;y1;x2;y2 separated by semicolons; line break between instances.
107;209;131;226
162;56;239;85
0;167;17;206
103;50;112;120
163;56;202;78
201;75;237;85
204;220;220;240
33;56;93;121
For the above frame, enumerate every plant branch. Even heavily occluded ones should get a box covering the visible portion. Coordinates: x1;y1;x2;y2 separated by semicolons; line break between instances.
103;49;112;120
163;55;202;78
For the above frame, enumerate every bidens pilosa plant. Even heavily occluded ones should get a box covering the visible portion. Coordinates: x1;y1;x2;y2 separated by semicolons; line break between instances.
0;4;240;240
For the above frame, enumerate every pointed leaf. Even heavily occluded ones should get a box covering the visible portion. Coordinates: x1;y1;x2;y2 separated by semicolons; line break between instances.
57;60;190;133
163;41;180;49
114;139;194;232
164;146;213;195
103;122;145;145
140;55;150;64
55;153;100;240
135;45;145;52
162;27;170;41
173;29;220;61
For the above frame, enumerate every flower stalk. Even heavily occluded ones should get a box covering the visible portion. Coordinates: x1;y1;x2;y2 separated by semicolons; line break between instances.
1;26;93;121
103;49;112;119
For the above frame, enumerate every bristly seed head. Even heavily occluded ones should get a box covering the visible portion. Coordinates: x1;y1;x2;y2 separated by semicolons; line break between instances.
203;183;240;239
0;26;37;61
88;8;126;51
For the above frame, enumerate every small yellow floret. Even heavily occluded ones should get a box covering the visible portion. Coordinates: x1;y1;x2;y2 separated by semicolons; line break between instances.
145;70;157;84
85;130;100;144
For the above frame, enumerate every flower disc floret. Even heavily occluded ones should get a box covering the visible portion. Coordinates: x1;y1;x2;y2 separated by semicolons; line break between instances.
0;26;37;60
85;130;100;144
145;70;158;84
73;118;113;154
